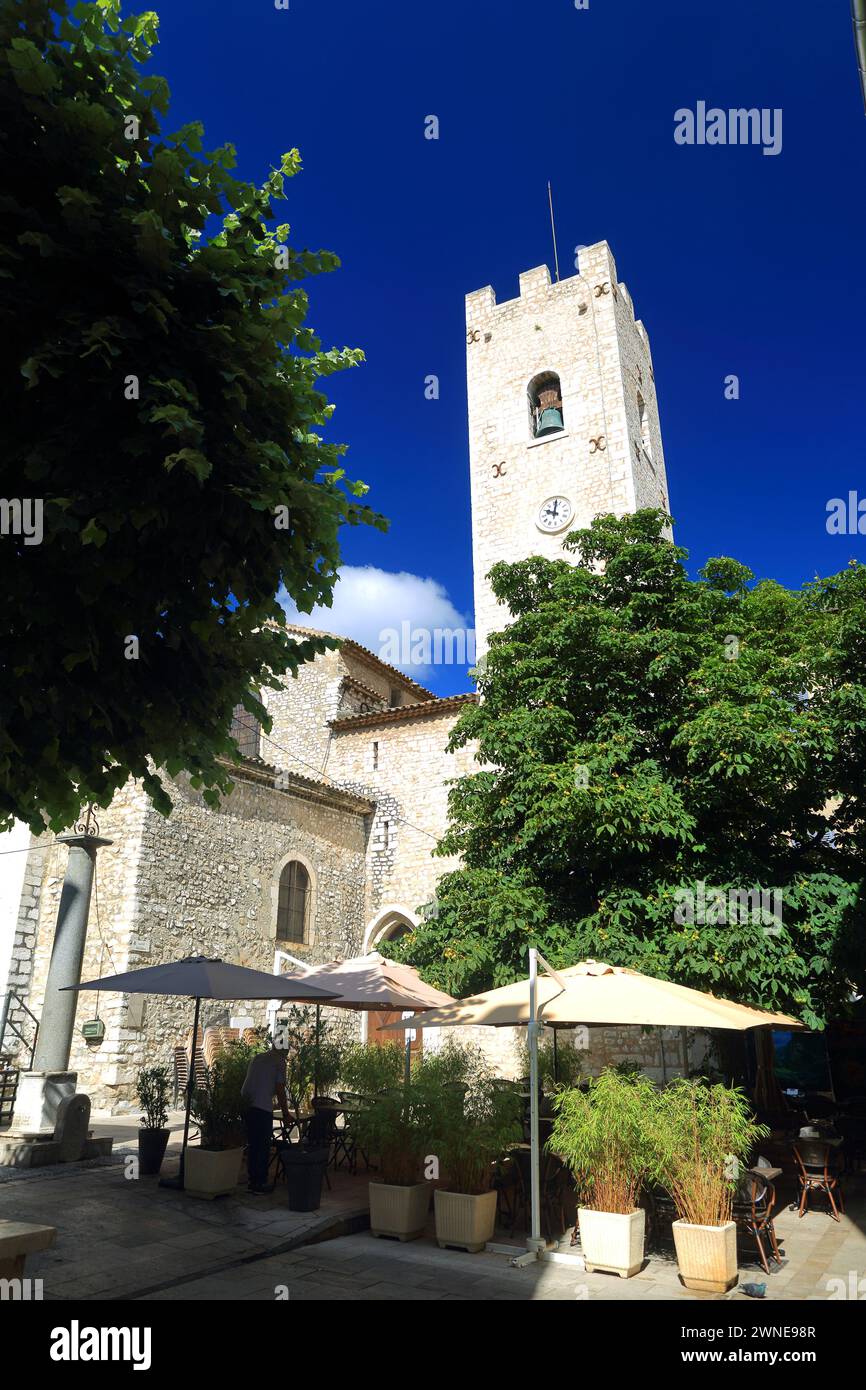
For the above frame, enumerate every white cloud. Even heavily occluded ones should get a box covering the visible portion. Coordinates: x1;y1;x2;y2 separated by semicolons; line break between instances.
278;566;472;681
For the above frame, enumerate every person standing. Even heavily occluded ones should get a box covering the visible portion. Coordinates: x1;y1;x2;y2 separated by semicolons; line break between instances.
241;1043;292;1194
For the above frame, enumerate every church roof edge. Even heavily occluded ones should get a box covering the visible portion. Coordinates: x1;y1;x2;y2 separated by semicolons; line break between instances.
281;622;436;702
329;693;477;731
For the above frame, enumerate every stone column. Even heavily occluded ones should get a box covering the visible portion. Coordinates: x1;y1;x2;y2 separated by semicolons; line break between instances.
32;832;112;1072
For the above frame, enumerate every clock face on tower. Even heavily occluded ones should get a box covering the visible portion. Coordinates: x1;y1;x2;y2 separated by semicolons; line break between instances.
536;496;573;533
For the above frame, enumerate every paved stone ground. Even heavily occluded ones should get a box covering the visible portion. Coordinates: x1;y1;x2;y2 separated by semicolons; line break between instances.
0;1120;369;1301
137;1183;866;1303
2;1112;863;1302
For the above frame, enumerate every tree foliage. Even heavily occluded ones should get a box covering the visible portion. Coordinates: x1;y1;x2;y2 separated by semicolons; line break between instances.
394;511;866;1028
0;1;385;832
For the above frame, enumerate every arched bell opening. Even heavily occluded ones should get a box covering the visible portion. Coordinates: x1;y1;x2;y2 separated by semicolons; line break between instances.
528;371;565;438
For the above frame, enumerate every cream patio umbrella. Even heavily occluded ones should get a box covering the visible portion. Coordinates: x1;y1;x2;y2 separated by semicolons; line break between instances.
381;958;804;1031
383;954;804;1261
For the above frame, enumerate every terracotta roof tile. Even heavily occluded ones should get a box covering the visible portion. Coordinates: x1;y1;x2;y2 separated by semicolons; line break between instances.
329;693;477;731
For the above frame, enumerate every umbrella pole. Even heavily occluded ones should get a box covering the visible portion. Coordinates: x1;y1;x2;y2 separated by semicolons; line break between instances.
527;949;544;1255
180;995;201;1188
553;1027;559;1083
314;1005;320;1100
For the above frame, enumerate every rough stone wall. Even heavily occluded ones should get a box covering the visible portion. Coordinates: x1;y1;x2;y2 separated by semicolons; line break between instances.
466;241;671;652
3;832;48;1062
262;644;412;781
263;646;347;779
327;706;477;931
612;275;670;516
427;1021;708;1087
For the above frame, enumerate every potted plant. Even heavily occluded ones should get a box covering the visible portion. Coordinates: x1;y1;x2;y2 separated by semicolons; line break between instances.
135;1065;171;1176
351;1086;433;1240
656;1078;769;1293
339;1039;406;1096
187;1051;247;1199
549;1067;658;1277
429;1044;523;1253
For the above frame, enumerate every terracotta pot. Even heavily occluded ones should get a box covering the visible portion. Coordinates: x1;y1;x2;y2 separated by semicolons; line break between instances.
434;1189;498;1253
578;1207;645;1278
369;1181;430;1241
184;1146;243;1199
672;1219;738;1292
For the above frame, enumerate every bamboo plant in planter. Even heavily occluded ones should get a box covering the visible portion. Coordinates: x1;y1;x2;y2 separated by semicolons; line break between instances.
352;1087;433;1241
429;1047;523;1253
135;1065;171;1176
549;1067;659;1278
655;1078;769;1293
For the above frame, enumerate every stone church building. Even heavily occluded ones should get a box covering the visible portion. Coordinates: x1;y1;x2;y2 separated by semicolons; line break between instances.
2;241;674;1109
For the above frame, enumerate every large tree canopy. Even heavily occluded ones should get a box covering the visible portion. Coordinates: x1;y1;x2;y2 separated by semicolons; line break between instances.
0;0;384;833
395;511;866;1029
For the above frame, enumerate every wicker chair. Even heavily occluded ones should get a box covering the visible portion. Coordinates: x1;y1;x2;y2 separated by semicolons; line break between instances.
793;1140;845;1221
732;1169;783;1274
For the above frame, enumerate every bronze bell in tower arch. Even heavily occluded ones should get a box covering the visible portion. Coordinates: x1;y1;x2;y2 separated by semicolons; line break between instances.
534;385;564;437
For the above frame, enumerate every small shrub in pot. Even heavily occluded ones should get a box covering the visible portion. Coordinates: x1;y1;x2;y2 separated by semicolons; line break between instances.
135;1065;171;1176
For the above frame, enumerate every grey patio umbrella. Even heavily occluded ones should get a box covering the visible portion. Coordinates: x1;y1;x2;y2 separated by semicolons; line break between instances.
62;955;338;1189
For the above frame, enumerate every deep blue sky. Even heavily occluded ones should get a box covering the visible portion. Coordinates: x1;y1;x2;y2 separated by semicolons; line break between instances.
153;0;865;695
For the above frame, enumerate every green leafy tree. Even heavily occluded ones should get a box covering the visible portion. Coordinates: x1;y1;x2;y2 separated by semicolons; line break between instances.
394;511;866;1028
0;1;385;832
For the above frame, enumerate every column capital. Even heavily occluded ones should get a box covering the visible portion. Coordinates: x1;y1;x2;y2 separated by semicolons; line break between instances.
55;834;113;852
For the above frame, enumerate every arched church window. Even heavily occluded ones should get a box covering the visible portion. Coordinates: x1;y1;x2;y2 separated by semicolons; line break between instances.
276;860;311;944
230;699;261;760
528;372;564;438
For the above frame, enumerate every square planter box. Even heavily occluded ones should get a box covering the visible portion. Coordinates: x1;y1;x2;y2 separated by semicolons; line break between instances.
672;1219;738;1293
434;1189;498;1253
369;1181;430;1241
184;1146;243;1200
578;1206;645;1279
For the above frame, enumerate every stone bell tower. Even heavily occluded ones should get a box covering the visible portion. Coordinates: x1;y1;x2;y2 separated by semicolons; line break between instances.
466;240;670;653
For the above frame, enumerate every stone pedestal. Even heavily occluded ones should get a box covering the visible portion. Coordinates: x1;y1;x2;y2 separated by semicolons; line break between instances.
10;1070;76;1138
0;1072;112;1168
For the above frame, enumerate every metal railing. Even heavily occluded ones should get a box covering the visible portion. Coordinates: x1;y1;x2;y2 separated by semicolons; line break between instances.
0;991;40;1070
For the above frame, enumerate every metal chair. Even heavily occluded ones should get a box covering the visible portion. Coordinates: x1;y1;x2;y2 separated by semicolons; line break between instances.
492;1153;520;1229
732;1169;783;1274
334;1092;373;1173
509;1148;573;1244
793;1140;845;1221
